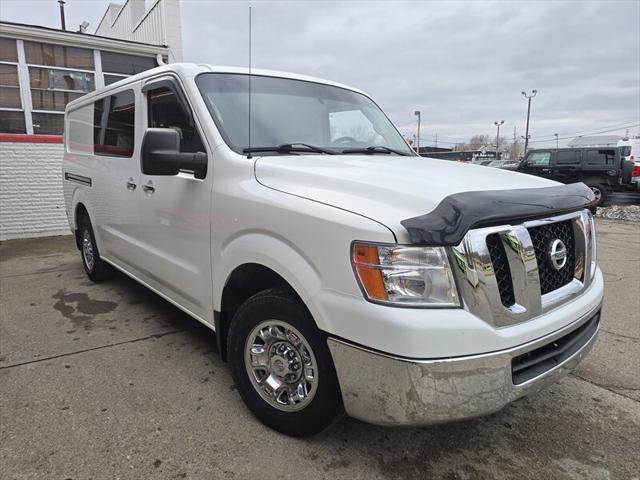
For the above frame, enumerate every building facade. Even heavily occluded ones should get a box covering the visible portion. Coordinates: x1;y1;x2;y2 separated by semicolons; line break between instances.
0;0;181;240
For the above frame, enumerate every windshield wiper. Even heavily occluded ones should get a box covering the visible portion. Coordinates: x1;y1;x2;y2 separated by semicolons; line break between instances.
243;143;337;155
341;146;412;156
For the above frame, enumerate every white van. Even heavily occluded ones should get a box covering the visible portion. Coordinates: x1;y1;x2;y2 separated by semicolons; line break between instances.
618;138;640;189
63;64;603;436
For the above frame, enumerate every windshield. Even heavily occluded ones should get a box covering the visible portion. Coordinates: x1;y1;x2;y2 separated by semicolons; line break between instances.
196;73;414;156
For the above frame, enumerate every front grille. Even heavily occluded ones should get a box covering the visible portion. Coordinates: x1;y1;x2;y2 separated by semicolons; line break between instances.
511;310;599;384
486;233;515;307
528;220;575;294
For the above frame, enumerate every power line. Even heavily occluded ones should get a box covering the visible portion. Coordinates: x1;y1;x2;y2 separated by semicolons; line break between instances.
528;123;640;143
529;120;640;141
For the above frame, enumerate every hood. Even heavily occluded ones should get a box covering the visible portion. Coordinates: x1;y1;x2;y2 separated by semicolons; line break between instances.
254;155;558;241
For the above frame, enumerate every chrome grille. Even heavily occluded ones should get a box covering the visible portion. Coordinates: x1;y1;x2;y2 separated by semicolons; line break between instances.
451;210;595;327
486;233;515;307
528;220;575;294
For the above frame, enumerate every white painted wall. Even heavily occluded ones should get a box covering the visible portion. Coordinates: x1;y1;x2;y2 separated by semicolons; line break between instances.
95;0;183;62
0;142;70;240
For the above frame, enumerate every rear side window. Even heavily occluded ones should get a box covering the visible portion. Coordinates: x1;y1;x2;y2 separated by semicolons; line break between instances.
147;87;204;153
586;149;615;166
526;151;551;166
556;151;581;165
67;103;94;154
94;89;135;157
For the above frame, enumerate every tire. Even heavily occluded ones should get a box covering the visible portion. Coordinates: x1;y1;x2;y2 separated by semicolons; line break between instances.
586;182;608;207
77;216;114;283
621;160;633;185
227;289;343;437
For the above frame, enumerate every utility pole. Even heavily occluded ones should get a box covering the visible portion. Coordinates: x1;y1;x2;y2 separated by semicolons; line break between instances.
494;120;504;160
435;133;438;148
521;90;537;154
414;111;421;155
512;125;517;160
554;133;559;149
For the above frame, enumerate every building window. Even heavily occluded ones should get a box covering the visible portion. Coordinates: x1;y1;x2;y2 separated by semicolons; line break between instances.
29;66;94;111
0;37;18;62
32;112;64;135
0;63;21;109
24;41;94;70
101;51;156;75
104;73;128;86
94;90;135;157
0;110;26;134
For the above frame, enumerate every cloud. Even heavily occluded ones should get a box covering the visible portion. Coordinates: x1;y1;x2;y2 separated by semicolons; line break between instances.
2;0;638;146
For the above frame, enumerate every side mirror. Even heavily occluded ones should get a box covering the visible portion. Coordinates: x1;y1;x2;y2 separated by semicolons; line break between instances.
142;128;207;179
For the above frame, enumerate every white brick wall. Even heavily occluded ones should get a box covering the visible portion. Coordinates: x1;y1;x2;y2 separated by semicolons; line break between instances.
0;142;71;240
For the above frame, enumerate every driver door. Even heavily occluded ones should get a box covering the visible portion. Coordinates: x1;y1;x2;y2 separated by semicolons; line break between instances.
134;77;213;322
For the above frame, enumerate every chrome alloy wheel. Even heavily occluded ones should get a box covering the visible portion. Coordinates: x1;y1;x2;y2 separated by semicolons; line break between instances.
590;186;602;203
244;320;318;411
81;229;95;270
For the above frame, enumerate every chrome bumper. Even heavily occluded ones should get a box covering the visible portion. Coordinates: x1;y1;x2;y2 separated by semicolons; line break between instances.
327;305;600;427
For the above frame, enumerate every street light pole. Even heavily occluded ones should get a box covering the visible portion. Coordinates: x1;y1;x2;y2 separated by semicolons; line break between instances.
414;111;421;155
494;120;504;160
521;89;537;154
554;133;559;149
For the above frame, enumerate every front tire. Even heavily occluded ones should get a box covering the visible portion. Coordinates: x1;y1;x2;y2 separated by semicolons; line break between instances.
586;183;608;207
78;217;114;283
227;289;343;437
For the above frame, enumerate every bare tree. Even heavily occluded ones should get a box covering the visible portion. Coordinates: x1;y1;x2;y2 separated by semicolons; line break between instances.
468;134;491;150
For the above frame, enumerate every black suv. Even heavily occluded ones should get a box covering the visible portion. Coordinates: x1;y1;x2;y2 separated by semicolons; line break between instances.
517;147;634;205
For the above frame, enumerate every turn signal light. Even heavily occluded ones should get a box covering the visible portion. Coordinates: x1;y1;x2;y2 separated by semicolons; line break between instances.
351;243;387;301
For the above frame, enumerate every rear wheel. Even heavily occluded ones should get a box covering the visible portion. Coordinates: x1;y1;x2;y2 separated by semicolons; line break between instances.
77;216;114;283
228;289;343;437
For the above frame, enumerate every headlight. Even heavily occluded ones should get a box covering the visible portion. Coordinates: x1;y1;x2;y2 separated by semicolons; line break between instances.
351;242;460;307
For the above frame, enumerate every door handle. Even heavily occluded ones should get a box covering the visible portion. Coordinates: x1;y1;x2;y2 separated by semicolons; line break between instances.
126;179;137;190
142;183;155;194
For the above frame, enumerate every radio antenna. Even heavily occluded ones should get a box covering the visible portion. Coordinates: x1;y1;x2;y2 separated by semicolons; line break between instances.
246;5;253;159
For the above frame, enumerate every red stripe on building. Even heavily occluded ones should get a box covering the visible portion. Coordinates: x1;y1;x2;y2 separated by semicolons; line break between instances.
0;134;63;144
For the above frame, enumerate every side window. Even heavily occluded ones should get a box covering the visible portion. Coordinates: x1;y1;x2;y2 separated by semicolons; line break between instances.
93;89;135;157
556;150;581;165
586;149;615;166
67;103;93;154
526;151;551;166
147;87;205;153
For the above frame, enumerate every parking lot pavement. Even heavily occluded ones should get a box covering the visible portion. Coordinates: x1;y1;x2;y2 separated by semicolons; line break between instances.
1;219;639;480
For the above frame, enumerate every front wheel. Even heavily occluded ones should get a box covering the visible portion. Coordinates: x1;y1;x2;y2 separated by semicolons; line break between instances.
227;289;343;437
586;183;608;207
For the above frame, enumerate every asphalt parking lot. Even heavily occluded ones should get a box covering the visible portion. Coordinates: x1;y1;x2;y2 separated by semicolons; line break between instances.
1;219;639;480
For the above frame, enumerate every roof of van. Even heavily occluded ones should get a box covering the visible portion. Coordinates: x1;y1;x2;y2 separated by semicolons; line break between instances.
66;63;368;111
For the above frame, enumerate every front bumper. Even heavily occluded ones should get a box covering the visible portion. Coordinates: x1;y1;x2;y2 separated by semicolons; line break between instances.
327;304;600;426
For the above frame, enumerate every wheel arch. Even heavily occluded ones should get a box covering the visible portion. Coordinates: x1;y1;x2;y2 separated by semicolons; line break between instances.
216;262;315;361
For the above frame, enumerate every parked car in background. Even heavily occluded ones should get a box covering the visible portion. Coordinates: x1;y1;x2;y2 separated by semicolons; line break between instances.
499;161;520;170
618;138;640;190
517;147;634;205
63;63;602;437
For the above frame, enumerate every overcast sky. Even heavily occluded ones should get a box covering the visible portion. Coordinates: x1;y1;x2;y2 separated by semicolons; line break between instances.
2;0;639;147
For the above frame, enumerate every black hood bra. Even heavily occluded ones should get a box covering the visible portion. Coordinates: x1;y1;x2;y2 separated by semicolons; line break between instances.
401;182;596;246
